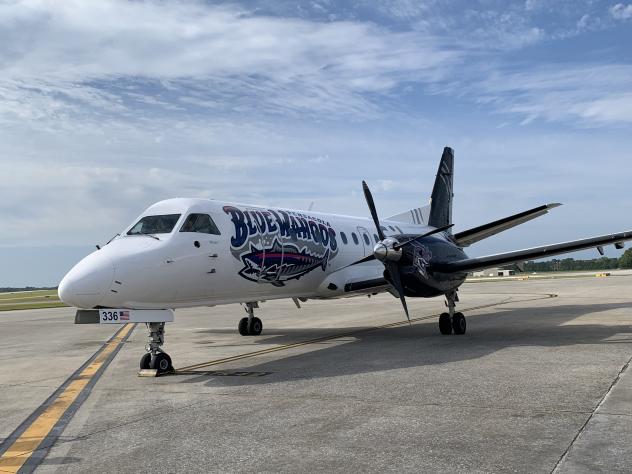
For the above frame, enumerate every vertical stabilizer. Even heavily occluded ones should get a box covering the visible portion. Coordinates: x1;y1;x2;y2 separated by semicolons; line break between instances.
428;147;454;229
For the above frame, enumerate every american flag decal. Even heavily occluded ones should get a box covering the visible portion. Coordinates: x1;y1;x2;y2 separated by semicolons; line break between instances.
120;310;130;321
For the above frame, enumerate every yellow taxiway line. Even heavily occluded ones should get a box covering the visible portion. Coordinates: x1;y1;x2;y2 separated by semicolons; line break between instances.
0;323;134;473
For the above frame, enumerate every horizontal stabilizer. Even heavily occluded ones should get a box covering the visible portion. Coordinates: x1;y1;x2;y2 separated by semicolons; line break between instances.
387;205;430;225
454;203;561;247
432;229;632;274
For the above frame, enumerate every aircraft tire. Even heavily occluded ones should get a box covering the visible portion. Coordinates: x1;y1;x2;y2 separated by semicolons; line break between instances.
238;317;249;336
249;317;263;336
150;352;173;374
452;312;466;335
439;313;452;335
140;353;151;370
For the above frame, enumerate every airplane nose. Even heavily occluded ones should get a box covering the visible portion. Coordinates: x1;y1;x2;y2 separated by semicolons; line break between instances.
58;251;115;308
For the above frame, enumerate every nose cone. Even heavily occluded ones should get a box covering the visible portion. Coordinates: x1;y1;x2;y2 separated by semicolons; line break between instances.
373;242;388;262
58;251;115;308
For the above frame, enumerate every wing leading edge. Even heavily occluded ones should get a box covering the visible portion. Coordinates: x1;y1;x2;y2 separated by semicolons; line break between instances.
454;203;561;247
432;230;632;274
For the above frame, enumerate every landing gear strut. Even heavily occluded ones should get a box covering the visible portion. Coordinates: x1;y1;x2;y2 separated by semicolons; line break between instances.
139;322;174;374
238;302;263;336
439;291;466;335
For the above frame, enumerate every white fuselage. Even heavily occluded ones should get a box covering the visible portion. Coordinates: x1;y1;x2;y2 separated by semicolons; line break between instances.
59;198;436;309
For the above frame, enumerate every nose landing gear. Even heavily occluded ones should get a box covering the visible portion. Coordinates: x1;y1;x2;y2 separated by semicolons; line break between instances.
238;302;263;336
139;322;174;375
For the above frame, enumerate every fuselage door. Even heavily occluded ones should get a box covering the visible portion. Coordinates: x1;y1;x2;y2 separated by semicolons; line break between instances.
356;226;373;257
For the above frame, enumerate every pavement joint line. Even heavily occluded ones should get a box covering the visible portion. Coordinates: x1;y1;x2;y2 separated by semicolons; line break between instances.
550;353;632;473
28;384;599;416
20;398;218;455
29;394;600;453
0;376;74;388
176;293;557;373
0;323;136;474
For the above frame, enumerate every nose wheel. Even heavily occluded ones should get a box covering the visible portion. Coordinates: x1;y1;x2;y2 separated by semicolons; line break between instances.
439;291;467;335
238;302;263;336
139;322;174;375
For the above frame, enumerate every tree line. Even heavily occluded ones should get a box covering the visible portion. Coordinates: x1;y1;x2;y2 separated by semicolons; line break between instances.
0;286;57;293
523;249;632;272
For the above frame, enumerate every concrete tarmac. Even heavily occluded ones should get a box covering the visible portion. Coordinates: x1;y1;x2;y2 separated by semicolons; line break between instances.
1;275;632;473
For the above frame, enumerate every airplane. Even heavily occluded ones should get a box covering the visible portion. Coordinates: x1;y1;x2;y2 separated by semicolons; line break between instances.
58;147;632;375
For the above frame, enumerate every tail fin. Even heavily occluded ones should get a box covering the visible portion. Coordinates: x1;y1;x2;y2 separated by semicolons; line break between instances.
428;147;454;229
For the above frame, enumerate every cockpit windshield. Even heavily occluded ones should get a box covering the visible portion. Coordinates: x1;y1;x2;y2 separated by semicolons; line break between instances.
127;214;181;235
180;213;221;235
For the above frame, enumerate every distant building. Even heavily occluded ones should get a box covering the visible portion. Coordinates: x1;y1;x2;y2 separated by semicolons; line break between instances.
471;267;516;277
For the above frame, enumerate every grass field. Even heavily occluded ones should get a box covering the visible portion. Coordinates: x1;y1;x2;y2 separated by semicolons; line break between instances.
0;290;66;311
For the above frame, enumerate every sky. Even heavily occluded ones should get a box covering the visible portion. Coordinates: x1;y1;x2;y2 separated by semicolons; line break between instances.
1;0;632;286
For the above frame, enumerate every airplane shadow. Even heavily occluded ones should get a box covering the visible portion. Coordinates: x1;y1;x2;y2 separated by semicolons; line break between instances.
177;301;632;387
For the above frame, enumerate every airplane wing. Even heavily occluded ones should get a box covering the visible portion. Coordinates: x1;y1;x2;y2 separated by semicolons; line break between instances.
431;230;632;274
454;203;561;247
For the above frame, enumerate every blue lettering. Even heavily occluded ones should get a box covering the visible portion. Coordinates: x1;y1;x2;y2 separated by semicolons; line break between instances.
223;206;248;248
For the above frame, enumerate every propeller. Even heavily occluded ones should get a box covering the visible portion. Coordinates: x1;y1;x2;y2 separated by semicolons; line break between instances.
343;223;454;267
361;181;411;323
356;182;454;324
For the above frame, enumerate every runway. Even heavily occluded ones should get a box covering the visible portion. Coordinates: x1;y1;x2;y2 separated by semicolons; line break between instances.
1;275;632;473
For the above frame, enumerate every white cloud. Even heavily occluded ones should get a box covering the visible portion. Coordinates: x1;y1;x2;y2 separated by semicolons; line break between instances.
463;64;632;126
0;0;458;123
610;3;632;20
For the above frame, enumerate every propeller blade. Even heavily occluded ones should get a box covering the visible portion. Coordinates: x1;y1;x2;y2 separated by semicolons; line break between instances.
330;253;376;272
362;181;385;241
386;262;410;324
393;224;454;250
349;254;377;266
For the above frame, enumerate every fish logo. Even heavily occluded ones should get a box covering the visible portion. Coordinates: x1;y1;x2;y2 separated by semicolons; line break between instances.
413;244;432;278
238;239;329;286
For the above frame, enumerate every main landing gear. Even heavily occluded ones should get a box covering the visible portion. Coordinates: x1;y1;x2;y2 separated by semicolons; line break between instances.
238;302;263;336
439;290;466;335
139;322;174;375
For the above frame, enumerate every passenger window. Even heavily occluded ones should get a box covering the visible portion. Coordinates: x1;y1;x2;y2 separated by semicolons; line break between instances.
363;234;370;245
373;234;378;243
388;226;395;231
352;233;359;245
340;232;348;244
180;214;221;235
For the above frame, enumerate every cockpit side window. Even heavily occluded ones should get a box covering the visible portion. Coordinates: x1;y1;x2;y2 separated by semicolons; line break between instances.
180;213;221;235
127;214;181;235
